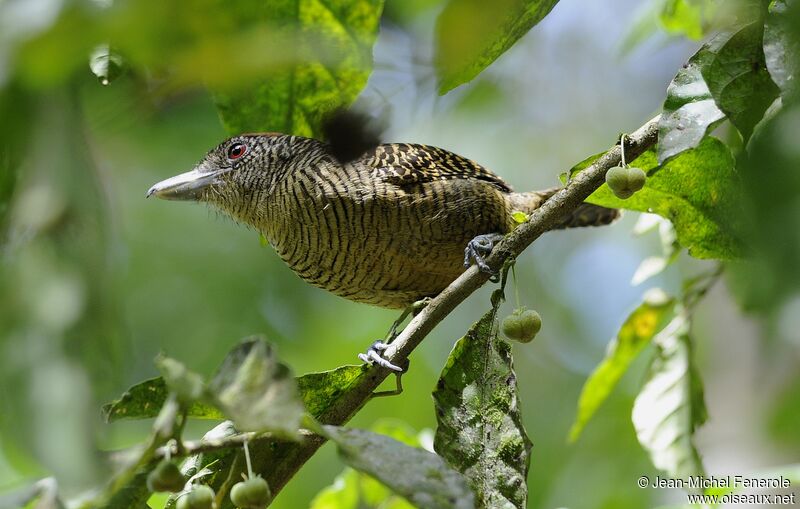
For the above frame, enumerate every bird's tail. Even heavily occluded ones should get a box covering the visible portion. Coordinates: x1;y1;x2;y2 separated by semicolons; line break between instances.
507;187;620;230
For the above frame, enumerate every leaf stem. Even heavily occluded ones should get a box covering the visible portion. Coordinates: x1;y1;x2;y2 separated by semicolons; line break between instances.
243;440;254;478
620;133;628;167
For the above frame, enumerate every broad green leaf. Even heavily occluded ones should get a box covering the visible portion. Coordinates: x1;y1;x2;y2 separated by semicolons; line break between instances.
569;291;675;442
658;59;725;163
435;0;559;94
296;365;363;417
155;354;206;405
700;21;781;142
103;365;362;422
207;338;304;436
573;137;744;260
632;312;707;480
102;377;222;422
323;425;475;509
763;0;798;97
213;0;384;137
433;299;532;509
310;420;421;509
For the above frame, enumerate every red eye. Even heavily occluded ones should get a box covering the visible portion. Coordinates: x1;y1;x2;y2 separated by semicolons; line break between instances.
227;142;247;160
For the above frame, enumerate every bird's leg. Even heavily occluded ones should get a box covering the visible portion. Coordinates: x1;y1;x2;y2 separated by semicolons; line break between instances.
464;233;505;277
371;368;407;398
358;298;431;372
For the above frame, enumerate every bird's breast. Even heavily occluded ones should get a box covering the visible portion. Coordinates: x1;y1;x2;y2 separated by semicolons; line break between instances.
262;166;510;308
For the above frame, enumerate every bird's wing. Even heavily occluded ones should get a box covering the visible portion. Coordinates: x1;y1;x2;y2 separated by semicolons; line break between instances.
366;143;513;192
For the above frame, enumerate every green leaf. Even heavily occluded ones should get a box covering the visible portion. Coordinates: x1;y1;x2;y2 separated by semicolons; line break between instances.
296;365;364;417
213;0;384;137
700;21;781;142
763;0;798;97
435;0;560;94
576;137;745;260
207;338;304;436
102;377;223;422
310;420;421;509
658;59;725;163
323;425;475;509
632;312;707;480
432;298;532;509
569;291;675;442
155;354;206;405
104;365;362;422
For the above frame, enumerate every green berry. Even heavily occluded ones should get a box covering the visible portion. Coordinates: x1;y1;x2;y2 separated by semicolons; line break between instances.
230;476;272;509
605;166;646;199
501;308;542;343
177;485;215;509
146;460;185;493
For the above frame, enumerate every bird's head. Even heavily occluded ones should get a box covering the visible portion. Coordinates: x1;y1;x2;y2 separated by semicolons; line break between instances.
146;133;294;206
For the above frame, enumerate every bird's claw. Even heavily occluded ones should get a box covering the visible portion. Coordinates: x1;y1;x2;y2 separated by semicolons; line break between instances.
464;233;504;276
359;340;403;371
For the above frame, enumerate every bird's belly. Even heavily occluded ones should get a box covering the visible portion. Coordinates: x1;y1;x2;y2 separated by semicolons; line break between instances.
267;180;508;308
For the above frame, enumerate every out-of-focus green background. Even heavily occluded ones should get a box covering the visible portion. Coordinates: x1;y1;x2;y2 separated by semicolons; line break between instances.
1;0;799;508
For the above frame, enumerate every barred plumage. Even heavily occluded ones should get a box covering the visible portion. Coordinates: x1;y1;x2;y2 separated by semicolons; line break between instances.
148;134;619;308
370;144;512;191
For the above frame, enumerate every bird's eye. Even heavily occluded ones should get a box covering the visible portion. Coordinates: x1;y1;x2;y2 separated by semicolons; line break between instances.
227;142;248;160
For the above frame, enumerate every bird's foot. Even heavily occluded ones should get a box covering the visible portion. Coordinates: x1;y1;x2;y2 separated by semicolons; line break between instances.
464;233;504;276
358;299;428;372
359;340;404;371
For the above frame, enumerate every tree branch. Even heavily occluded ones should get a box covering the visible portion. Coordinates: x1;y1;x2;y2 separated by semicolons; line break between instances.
240;115;661;504
154;430;315;459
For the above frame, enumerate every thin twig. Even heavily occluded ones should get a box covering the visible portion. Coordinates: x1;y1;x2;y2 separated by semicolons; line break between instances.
154;429;316;459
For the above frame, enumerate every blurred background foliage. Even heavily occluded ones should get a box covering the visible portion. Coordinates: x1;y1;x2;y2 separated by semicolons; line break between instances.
1;0;799;508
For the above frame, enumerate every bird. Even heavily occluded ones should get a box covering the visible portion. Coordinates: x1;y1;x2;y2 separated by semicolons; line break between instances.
147;130;618;369
147;133;618;310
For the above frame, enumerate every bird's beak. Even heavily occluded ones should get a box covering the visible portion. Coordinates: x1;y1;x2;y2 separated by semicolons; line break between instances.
146;169;220;201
